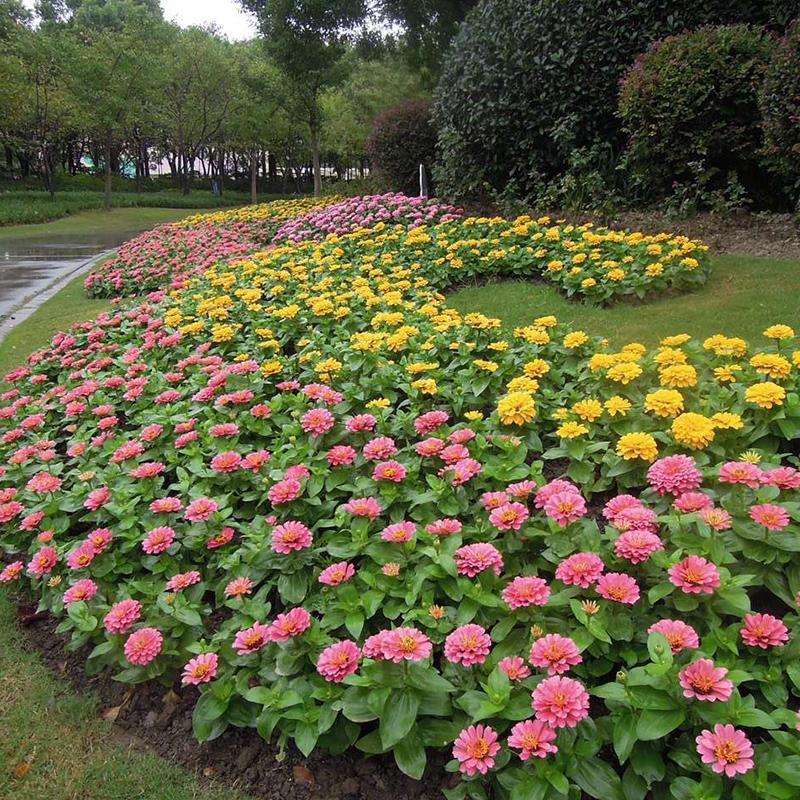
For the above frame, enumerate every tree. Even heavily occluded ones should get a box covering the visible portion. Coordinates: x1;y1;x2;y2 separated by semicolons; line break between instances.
240;0;367;195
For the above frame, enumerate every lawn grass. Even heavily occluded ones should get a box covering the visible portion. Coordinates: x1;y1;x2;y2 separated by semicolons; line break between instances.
0;594;248;800
447;253;800;347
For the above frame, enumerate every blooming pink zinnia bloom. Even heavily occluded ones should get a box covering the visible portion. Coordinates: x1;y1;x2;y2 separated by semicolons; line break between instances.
499;656;532;681
327;445;357;466
555;552;604;588
415;437;445;457
26;471;62;494
381;627;432;662
124;627;163;666
142;526;175;555
696;724;754;777
380;521;416;543
224;576;254;597
271;520;313;554
414;410;449;435
268;478;302;506
184;497;219;522
27;546;58;576
301;408;335;436
647;454;703;495
372;460;407;482
749;503;790;531
345;413;376;432
233;621;272;654
181;653;218;685
0;561;24;583
718;461;763;489
489;502;530;531
535;479;580;509
596;572;640;604
67;541;96;570
669;556;720;595
444;624;492;667
647;619;700;653
317;640;360;682
507;719;558;760
452;724;500;775
129;461;165;479
150;496;183;514
507;480;537;500
362;436;397;460
614;529;664;564
103;598;142;634
544;491;588;528
763;466;800;490
454;542;504;577
166;571;200;591
530;634;582;675
440;443;469;464
426;518;462;536
269;607;312;642
449;457;482;485
679;659;733;702
63;578;98;605
740;613;789;648
211;451;242;473
532;675;590;729
343;496;382;519
481;491;510;510
207;526;234;549
319;561;355;586
699;507;733;531
613;504;659;531
502;575;551;609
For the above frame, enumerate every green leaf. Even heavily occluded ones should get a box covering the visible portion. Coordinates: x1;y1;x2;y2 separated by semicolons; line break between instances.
380;689;420;748
192;691;229;741
569;756;625;800
294;721;319;756
393;728;426;779
636;708;685;740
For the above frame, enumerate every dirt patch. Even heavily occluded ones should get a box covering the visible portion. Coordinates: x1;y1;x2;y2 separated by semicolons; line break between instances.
13;602;453;800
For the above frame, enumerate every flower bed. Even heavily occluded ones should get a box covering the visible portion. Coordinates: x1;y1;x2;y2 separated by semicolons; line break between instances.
1;198;799;800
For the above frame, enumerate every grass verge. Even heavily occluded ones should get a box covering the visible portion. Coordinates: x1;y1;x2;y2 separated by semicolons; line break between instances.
447;253;800;347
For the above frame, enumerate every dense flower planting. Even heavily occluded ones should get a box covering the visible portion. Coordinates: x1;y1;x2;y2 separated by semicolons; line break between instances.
2;198;799;800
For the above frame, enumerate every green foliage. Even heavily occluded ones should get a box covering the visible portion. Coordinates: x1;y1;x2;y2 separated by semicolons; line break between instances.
759;21;800;205
619;25;773;205
433;0;798;203
366;100;436;194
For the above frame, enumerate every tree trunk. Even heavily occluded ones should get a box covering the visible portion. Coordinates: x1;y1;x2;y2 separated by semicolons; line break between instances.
217;149;225;195
104;133;113;209
268;151;277;183
310;123;322;197
250;147;258;204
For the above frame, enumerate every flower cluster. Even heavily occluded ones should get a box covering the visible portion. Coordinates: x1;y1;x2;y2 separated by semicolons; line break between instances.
0;197;798;799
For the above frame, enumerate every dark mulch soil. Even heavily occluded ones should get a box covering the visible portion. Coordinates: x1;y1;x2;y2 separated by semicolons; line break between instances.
14;602;455;800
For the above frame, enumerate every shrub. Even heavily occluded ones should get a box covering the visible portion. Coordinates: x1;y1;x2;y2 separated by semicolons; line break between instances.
0;202;799;798
619;25;773;204
433;0;796;202
366;100;438;195
759;21;800;203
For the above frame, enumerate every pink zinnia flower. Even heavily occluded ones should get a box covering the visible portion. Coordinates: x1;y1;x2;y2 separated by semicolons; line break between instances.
544;491;588;527
679;659;733;702
380;521;416;543
345;414;376;432
124;627;163;666
669;556;720;594
284;464;310;481
439;443;469;464
555;552;604;588
372;460;407;482
530;634;582;675
319;561;355;586
271;520;313;554
317;640;360;682
454;542;504;577
499;656;531;681
129;461;165;479
502;575;551;609
426;518;462;536
448;457;482;485
269;607;312;642
380;627;432;662
614;529;664;564
362;436;397;460
142;526;175;555
207;526;234;549
613;504;659;531
532;675;590;728
696;724;754;776
211;451;242;473
507;719;558;760
0;561;24;583
489;502;530;531
699;507;732;531
481;491;509;510
507;480;536;499
301;407;335;436
225;576;254;597
763;466;800;490
103;598;141;634
150;496;182;514
452;724;500;775
27;546;58;576
414;410;449;435
444;624;492;666
740;613;789;648
181;653;218;685
209;422;239;438
535;479;580;509
233;621;272;654
718;461;763;489
166;571;200;591
647;619;700;653
415;437;445;457
343;496;382;519
185;497;219;522
327;445;356;466
647;455;703;495
63;578;98;605
596;572;640;604
67;541;96;570
26;471;62;493
673;492;714;513
749;503;790;531
268;478;302;505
